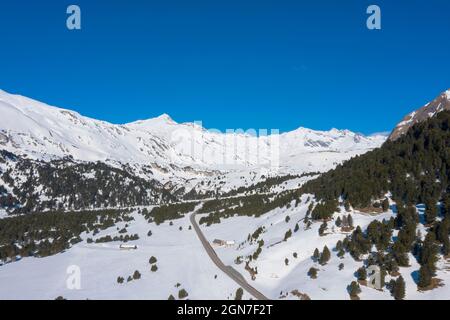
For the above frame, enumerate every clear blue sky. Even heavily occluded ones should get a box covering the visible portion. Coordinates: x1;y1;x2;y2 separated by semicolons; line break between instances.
0;0;449;134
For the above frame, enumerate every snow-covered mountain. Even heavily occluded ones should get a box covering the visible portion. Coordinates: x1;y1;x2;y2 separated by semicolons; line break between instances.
1;89;449;301
389;89;450;141
0;89;385;194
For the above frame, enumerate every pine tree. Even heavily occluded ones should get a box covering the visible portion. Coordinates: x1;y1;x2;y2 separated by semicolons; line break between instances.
313;248;320;261
393;276;406;300
319;245;331;265
348;281;361;299
335;240;343;251
149;256;157;264
347;214;354;228
436;218;450;256
319;222;327;236
392;241;410;267
284;229;292;241
344;201;351;212
335;216;342;227
443;194;450;218
178;288;189;299
308;267;318;279
357;267;367;281
418;265;432;289
132;270;141;280
425;200;437;225
419;232;439;275
234;288;244;300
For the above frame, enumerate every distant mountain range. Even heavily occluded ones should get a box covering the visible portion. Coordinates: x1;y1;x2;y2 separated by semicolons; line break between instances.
0;89;385;210
1;88;449;301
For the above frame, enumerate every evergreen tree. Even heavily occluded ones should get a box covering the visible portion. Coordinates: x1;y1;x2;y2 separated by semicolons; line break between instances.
392;242;409;267
393;276;406;300
425;200;438;225
132;270;141;280
357;267;367;281
344;201;351;212
347;214;354;228
178;289;189;299
284;229;292;241
348;281;361;299
319;222;327;236
335;240;343;251
308;267;318;279
335;216;342;227
436;218;450;256
312;248;320;261
418;265;432;288
234;288;244;300
419;232;439;275
319;245;331;265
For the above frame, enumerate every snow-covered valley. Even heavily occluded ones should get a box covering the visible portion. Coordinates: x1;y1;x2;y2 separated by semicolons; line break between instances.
0;88;449;301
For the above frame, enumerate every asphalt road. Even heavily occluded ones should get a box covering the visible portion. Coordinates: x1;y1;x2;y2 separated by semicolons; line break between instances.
189;213;269;300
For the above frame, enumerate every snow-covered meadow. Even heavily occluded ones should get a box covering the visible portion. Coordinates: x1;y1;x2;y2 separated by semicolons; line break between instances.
0;211;248;300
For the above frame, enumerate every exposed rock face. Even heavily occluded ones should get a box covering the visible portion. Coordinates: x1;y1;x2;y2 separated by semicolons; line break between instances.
389;89;450;141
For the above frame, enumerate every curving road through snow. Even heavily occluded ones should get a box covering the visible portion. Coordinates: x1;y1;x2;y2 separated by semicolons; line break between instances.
189;212;269;300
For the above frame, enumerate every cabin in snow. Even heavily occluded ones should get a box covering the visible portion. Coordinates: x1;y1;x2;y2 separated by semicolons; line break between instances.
119;244;138;250
212;239;235;248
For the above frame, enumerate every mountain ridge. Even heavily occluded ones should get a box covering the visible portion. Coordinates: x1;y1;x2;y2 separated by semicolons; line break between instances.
389;89;450;141
0;88;385;176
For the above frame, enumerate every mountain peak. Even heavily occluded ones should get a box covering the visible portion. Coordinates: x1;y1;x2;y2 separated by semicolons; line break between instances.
389;89;450;141
156;113;173;121
126;113;177;127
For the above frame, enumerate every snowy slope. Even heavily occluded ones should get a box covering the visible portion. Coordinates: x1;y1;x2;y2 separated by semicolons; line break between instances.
389;89;450;141
198;197;450;300
2;198;448;300
0;89;385;193
0;210;249;300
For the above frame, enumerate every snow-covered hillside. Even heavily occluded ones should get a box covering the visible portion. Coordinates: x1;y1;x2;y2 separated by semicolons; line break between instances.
0;89;385;194
0;210;250;300
1;199;448;300
0;88;449;301
198;197;450;300
389;89;450;141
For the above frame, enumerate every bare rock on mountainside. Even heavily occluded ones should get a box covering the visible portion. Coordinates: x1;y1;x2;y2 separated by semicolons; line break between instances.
389;89;450;141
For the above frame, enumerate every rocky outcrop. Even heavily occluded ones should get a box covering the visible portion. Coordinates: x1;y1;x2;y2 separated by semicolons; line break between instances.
389;89;450;141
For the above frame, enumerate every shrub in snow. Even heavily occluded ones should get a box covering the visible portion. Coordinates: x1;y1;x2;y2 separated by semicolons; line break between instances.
308;267;318;279
178;289;189;299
